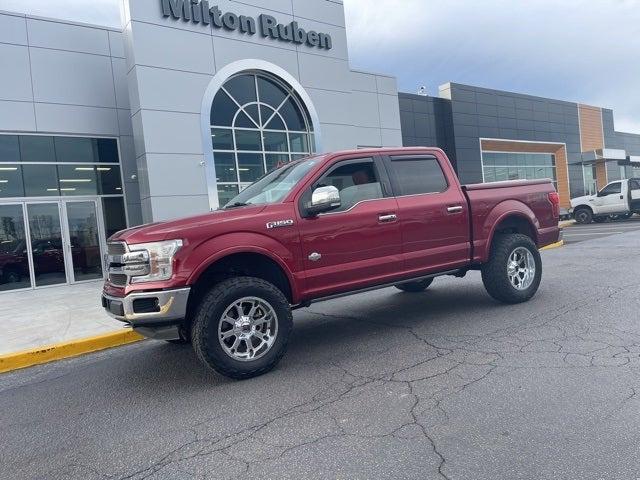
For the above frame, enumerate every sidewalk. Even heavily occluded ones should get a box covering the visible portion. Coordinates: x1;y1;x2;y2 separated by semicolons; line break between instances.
0;282;124;356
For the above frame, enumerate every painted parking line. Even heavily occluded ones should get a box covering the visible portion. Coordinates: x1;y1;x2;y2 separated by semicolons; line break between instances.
563;232;625;236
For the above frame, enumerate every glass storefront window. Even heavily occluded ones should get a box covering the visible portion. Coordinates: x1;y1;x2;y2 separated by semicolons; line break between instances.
0;165;25;198
0;136;20;163
483;152;557;187
210;72;315;206
102;197;127;238
23;164;60;197
0;204;31;291
19;136;56;163
57;165;98;196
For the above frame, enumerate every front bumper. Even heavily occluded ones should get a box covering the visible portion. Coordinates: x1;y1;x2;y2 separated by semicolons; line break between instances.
101;287;190;326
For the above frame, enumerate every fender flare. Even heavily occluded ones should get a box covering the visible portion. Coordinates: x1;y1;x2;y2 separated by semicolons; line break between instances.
480;200;539;262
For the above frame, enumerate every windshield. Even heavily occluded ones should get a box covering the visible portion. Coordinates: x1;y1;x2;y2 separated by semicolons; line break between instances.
223;156;321;208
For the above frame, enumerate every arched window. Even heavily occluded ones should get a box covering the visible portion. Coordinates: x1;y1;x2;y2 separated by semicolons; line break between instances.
210;72;315;206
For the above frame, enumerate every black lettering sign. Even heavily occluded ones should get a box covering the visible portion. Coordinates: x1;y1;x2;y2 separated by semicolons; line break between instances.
160;0;333;50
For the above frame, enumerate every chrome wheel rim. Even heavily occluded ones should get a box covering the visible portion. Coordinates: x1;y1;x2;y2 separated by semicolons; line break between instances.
507;247;535;290
218;297;278;362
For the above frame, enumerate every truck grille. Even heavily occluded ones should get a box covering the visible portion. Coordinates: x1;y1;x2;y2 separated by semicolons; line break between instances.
108;242;127;255
108;273;128;287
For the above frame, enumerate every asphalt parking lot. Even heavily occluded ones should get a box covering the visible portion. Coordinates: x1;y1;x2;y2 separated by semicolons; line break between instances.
2;231;640;480
562;215;640;244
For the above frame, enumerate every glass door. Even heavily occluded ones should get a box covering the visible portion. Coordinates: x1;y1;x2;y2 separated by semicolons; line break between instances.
0;204;31;292
62;200;105;283
26;203;68;287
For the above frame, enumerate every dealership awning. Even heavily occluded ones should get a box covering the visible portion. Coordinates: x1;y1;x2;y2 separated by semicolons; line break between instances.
580;148;627;164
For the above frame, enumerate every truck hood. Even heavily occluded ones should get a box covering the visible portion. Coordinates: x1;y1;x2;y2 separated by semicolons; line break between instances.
111;205;268;245
570;195;594;208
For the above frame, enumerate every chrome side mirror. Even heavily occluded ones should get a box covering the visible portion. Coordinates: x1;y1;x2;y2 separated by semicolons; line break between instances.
306;185;341;216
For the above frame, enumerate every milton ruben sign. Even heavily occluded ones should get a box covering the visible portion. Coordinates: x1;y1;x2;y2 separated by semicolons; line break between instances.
161;0;333;50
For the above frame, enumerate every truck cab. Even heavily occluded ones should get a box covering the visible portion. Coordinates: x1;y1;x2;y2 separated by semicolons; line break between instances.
571;178;640;223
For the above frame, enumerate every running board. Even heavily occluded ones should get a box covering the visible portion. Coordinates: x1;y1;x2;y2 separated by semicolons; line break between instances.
292;269;464;309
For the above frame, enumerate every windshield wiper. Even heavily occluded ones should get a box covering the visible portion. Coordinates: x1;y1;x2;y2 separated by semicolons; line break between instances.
224;202;252;209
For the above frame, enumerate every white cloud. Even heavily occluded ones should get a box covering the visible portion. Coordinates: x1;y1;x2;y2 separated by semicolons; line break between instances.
1;0;639;134
344;0;640;134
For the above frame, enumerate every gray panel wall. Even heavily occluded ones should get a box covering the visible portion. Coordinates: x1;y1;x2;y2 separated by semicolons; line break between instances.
0;10;141;225
444;83;583;195
399;93;456;170
122;0;401;221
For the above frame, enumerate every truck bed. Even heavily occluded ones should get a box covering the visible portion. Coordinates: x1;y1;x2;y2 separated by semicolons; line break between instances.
462;179;559;262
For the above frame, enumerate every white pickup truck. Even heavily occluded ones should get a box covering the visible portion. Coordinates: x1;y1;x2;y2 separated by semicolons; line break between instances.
571;178;640;223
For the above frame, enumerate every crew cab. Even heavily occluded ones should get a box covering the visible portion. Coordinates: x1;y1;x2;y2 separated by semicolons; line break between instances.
571;178;640;223
102;147;560;379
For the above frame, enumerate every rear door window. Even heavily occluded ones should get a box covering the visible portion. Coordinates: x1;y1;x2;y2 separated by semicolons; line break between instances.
386;155;448;196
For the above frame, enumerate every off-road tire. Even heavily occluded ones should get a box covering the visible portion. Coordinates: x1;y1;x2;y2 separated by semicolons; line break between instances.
481;234;542;304
574;207;592;224
395;278;434;292
191;276;293;380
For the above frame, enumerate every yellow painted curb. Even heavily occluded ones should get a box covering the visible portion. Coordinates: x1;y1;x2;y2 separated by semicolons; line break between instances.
541;240;564;251
0;330;144;374
559;220;575;228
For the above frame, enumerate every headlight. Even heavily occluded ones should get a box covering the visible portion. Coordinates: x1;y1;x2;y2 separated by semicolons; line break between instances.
128;239;183;284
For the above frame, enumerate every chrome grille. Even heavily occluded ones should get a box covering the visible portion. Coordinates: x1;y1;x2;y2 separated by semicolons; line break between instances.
108;242;127;255
108;273;128;287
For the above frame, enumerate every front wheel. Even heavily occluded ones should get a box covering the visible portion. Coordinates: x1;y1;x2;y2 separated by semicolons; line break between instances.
191;277;293;380
481;234;542;304
395;278;434;292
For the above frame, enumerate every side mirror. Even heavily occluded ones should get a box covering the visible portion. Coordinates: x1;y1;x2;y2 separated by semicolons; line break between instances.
306;185;341;216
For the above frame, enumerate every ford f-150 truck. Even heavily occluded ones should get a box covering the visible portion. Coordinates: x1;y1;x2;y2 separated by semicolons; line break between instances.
102;147;560;379
570;178;640;223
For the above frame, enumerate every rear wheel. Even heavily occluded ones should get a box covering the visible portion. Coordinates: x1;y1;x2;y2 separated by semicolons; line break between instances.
191;276;293;380
481;234;542;304
395;278;434;292
574;207;592;224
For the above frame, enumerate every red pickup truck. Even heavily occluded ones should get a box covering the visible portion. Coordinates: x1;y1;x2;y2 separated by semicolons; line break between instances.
102;147;560;379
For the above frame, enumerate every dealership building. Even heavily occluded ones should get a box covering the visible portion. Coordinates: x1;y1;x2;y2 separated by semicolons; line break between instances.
0;0;639;293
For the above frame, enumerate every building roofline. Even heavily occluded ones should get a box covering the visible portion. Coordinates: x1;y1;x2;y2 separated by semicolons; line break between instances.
0;8;122;33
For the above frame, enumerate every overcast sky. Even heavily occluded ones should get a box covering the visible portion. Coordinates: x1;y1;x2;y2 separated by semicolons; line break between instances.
2;0;639;133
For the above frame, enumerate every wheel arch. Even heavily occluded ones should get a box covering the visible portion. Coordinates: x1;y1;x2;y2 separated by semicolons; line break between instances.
479;200;539;262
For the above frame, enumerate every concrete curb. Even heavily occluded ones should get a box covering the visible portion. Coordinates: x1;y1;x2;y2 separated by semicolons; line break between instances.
559;220;575;228
0;330;144;374
541;240;564;251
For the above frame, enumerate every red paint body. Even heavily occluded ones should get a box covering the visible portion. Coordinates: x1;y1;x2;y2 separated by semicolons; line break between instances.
105;148;560;304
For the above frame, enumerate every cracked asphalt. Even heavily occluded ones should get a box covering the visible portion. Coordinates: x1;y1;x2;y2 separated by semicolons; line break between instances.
2;231;640;480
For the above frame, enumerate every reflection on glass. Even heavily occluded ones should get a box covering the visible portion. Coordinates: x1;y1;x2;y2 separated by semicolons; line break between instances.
234;130;262;151
237;153;265;182
66;202;103;281
217;184;239;207
0;205;31;291
212;129;234;150
0;165;25;198
27;203;67;286
213;153;237;183
102;197;127;239
263;132;288;152
19;136;56;163
56;165;98;196
23;164;59;197
0;136;20;162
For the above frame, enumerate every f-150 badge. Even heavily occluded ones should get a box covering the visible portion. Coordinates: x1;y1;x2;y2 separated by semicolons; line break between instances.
266;219;294;229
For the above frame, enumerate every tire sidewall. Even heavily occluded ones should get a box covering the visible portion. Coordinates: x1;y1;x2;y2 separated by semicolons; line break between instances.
482;234;542;304
193;278;292;378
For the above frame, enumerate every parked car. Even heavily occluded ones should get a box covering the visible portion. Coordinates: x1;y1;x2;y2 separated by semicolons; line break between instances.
570;178;640;224
102;147;560;379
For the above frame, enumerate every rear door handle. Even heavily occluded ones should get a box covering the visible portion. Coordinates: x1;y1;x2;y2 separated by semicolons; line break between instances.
378;214;397;223
447;205;463;213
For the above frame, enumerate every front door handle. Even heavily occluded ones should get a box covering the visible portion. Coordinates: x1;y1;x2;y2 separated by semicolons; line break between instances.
447;205;463;213
378;214;397;223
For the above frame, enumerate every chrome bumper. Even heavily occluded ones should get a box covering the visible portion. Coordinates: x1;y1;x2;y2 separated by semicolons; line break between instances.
101;287;190;325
